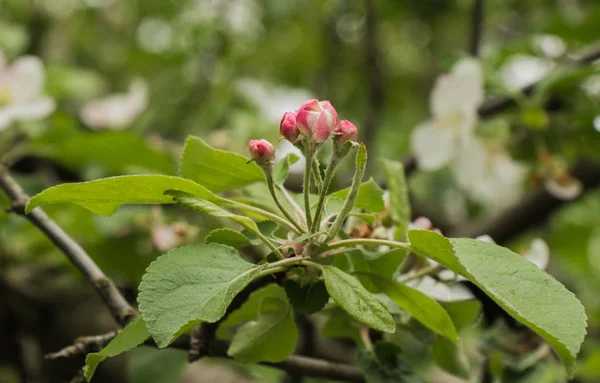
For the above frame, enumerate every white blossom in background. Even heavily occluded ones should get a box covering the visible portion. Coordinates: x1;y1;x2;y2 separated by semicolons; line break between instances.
523;238;550;270
499;54;552;91
80;80;148;130
545;172;583;200
533;34;567;58
406;276;474;302
0;51;55;130
454;137;527;211
411;58;484;170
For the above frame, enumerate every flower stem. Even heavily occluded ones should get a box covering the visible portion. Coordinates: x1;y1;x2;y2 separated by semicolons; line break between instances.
325;144;364;241
304;151;314;230
263;164;306;233
311;158;339;233
398;264;443;282
257;256;309;277
312;157;323;192
227;200;302;235
325;238;412;252
256;231;285;259
277;184;306;223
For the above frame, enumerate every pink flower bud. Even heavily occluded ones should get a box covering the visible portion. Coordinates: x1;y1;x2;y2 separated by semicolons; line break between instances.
280;112;299;143
296;99;339;143
334;120;358;143
248;139;275;162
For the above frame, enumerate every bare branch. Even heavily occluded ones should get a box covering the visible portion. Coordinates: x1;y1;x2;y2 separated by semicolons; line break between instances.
469;0;484;56
45;332;118;360
0;167;136;325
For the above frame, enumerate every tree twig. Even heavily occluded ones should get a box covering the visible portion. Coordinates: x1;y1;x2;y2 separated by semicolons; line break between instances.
0;167;136;326
45;332;119;360
469;0;484;56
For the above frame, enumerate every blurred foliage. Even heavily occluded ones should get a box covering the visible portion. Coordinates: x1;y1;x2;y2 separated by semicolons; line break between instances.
2;0;600;382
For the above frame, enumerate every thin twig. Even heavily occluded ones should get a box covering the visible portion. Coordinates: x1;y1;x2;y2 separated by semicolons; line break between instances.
469;0;484;56
45;332;119;359
0;167;136;326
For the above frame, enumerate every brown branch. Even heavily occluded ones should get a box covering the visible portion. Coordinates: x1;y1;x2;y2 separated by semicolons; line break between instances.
469;0;484;56
45;332;118;360
0;167;136;326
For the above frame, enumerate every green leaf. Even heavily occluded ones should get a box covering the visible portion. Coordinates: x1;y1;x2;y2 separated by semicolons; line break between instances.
431;337;470;379
408;230;587;377
381;159;411;228
347;249;407;293
166;191;260;234
284;279;329;314
27;131;173;174
274;153;300;184
321;306;362;345
128;347;187;383
26;175;222;216
357;342;424;383
441;300;481;331
217;284;285;340
327;178;385;213
228;296;298;363
83;317;150;381
242;221;280;245
364;274;456;343
319;265;395;333
138;244;265;347
205;228;252;248
179;136;264;192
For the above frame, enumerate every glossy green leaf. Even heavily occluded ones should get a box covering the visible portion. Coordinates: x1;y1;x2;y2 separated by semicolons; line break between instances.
408;230;587;377
365;274;457;343
284;279;329;314
381;159;411;228
327;178;385;213
205;228;252;248
274;153;300;184
138;244;265;347
26;175;222;216
179;136;264;192
319;265;395;333
228;296;298;363
83;317;150;381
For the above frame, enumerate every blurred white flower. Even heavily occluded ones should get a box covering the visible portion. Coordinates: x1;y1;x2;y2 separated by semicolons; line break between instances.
533;34;566;58
545;174;583;200
499;54;552;91
523;238;549;270
454;137;527;211
411;58;484;170
406;276;474;302
236;78;313;123
475;234;496;244
80;80;148;130
0;51;55;130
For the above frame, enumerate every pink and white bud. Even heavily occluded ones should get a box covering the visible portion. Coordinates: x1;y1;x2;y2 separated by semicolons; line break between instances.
334;120;358;143
248;139;275;162
296;99;339;143
280;111;299;143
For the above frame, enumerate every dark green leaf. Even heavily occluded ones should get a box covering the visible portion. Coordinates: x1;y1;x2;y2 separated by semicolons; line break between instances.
357;342;424;383
274;153;300;184
347;249;407;292
138;244;265;347
179;136;264;192
284;279;329;314
431;337;470;379
205;228;252;248
128;347;187;383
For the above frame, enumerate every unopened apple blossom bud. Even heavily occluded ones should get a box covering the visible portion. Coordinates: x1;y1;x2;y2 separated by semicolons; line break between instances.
280;112;299;143
334;120;358;143
248;139;275;162
296;99;339;143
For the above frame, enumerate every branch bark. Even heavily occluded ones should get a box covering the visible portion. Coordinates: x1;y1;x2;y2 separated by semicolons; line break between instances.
469;0;484;56
0;167;136;326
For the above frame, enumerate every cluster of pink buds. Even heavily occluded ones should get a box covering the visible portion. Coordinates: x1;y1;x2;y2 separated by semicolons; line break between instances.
248;99;358;162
